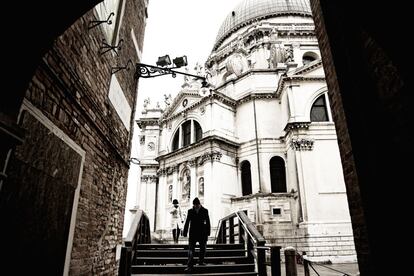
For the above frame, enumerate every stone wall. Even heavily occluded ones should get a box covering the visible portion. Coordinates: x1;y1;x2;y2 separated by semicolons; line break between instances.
0;0;147;275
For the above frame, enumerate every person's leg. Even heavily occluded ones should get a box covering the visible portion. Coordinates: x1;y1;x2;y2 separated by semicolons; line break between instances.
186;240;196;269
198;239;206;265
177;226;181;242
172;228;177;243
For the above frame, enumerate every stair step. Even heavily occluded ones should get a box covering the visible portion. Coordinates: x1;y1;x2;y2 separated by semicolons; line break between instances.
136;243;244;250
131;263;255;274
135;255;249;265
136;249;246;257
135;272;257;276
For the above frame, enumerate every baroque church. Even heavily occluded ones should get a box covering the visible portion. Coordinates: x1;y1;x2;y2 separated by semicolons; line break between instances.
136;0;356;262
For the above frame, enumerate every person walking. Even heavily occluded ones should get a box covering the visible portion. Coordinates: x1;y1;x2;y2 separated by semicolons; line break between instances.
183;197;211;273
170;199;183;243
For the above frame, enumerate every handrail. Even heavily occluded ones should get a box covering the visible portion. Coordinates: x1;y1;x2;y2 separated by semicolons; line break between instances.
119;209;151;276
215;211;268;275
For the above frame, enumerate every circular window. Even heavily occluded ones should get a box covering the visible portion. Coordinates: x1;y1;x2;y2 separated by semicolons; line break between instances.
182;99;188;107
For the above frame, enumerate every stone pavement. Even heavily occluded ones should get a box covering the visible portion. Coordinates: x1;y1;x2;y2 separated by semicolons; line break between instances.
139;262;360;276
271;262;360;276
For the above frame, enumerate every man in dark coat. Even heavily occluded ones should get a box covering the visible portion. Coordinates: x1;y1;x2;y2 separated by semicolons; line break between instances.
183;197;211;272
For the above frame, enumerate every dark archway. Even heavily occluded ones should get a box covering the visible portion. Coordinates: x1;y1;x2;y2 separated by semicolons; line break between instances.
241;161;252;196
269;156;287;193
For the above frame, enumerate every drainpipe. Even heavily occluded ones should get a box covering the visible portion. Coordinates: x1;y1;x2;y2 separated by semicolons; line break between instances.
252;98;262;224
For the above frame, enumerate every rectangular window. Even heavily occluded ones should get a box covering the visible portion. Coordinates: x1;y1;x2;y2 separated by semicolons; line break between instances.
272;208;281;215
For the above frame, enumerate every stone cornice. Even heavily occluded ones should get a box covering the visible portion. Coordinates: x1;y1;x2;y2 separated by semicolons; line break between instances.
136;118;159;129
290;138;314;151
237;92;276;104
275;75;326;98
157;151;223;176
155;135;239;161
289;59;323;75
139;163;159;169
230;192;296;202
284;122;311;132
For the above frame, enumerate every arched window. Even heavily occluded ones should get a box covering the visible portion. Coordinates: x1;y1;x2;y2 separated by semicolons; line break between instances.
171;120;203;152
310;94;329;122
241;161;252;196
270;156;287;193
194;121;203;142
302;51;319;65
172;131;179;151
182;120;191;147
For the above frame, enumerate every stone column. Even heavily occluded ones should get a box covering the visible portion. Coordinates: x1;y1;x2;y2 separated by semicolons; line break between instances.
190;120;195;144
178;125;183;148
157;170;167;231
189;159;197;201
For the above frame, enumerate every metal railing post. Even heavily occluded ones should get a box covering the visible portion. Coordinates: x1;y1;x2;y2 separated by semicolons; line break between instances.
284;247;297;276
229;217;235;243
257;243;267;276
303;252;310;276
271;246;281;276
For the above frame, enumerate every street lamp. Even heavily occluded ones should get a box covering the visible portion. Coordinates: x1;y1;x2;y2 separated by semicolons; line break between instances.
135;55;209;91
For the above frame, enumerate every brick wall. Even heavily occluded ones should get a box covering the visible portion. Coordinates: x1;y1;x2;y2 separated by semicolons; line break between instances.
0;0;147;275
310;0;412;274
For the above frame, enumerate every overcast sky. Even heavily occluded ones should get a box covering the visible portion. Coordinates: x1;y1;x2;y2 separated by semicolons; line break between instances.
136;0;241;113
124;0;241;235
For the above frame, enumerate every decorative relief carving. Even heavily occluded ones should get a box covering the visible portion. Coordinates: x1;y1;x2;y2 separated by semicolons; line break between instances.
188;158;197;167
226;53;247;77
139;135;145;145
290;138;314;151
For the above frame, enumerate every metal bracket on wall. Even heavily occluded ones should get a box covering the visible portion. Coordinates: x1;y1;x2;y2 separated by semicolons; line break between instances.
88;12;115;30
111;59;133;75
100;39;123;56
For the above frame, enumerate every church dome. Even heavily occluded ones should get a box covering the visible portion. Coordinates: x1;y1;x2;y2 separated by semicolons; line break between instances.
214;0;312;50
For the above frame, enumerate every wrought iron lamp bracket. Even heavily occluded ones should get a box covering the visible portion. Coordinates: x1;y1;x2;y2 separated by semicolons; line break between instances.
111;59;133;75
100;39;123;56
88;12;115;30
135;63;206;82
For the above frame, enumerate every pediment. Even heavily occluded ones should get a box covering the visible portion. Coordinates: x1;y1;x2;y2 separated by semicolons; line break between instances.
288;59;324;77
162;89;203;119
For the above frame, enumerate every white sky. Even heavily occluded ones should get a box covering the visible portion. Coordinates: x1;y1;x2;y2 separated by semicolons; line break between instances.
136;0;241;113
124;0;241;236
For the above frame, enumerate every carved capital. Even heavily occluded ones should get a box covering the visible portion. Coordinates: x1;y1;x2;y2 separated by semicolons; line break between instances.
290;138;314;151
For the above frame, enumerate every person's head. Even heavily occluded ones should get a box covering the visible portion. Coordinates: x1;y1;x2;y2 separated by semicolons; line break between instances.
172;199;179;208
192;197;201;210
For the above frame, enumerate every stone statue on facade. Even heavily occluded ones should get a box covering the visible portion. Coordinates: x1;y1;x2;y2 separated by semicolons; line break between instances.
270;27;279;42
143;97;150;109
182;169;191;201
270;44;287;67
164;93;172;106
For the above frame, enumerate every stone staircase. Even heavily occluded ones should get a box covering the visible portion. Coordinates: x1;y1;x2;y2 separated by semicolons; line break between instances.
131;243;257;275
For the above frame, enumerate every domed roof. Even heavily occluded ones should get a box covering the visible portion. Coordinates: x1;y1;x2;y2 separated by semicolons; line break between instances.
214;0;312;50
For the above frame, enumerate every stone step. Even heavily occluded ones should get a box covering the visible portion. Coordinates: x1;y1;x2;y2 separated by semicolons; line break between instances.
136;249;247;257
136;243;244;250
131;263;255;274
135;255;249;265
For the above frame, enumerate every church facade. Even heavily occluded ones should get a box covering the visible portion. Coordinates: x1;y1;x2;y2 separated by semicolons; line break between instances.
136;0;356;262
